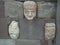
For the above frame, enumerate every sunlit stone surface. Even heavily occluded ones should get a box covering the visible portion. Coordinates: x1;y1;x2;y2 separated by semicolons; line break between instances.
0;39;15;45
45;23;55;40
37;1;56;19
9;21;19;39
24;1;37;20
5;1;23;18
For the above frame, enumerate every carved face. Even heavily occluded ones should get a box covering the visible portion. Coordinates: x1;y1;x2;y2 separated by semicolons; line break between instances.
24;1;36;20
45;23;55;40
9;21;19;39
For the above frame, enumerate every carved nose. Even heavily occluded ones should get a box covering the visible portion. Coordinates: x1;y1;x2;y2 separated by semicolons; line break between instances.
29;12;32;16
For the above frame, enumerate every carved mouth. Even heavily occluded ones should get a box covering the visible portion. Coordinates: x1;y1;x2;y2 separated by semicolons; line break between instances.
28;16;32;18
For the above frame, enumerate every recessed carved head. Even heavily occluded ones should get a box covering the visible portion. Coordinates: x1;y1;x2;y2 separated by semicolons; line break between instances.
9;21;19;39
24;1;37;20
45;23;55;40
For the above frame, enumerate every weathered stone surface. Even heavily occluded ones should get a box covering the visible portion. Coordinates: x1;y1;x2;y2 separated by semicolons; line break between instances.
40;39;53;45
45;23;55;40
56;0;60;45
24;1;36;20
15;0;57;2
9;21;19;39
0;39;15;45
37;1;56;19
0;1;5;18
0;18;9;39
5;1;23;18
56;20;60;45
15;39;40;45
40;40;48;45
2;0;15;2
19;18;44;39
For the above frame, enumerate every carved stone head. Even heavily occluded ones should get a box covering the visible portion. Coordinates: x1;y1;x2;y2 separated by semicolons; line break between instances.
45;23;55;40
9;21;19;39
24;1;37;20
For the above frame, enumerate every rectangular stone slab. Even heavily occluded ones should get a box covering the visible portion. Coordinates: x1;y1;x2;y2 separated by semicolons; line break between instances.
44;19;55;39
15;39;40;45
37;2;56;19
2;0;15;1
45;19;55;23
56;0;60;45
0;39;15;45
0;1;5;18
40;39;54;45
15;0;57;2
40;40;48;45
5;1;23;18
48;40;53;45
56;20;60;45
19;18;45;40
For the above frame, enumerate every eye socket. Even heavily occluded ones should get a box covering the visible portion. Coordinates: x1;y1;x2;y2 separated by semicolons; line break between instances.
24;11;29;14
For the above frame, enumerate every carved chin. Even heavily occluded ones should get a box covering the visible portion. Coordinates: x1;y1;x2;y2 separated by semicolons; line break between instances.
9;21;19;39
10;34;19;39
25;17;34;20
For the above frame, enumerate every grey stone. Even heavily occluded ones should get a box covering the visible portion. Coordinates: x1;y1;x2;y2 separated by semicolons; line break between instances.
2;0;15;2
5;1;23;18
40;40;48;45
0;39;15;45
56;0;60;45
15;39;40;45
40;40;54;45
55;20;60;45
45;19;55;23
55;0;60;45
0;18;9;39
56;0;60;20
15;0;57;2
19;18;45;40
0;1;5;18
48;40;53;45
37;2;56;19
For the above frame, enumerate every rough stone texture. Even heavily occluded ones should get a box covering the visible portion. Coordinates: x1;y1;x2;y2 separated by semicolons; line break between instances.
5;1;23;18
15;0;57;2
0;18;9;39
15;39;40;45
37;2;56;19
44;19;55;38
19;17;45;39
0;0;15;2
0;1;5;18
9;21;20;39
44;19;55;45
45;19;55;23
24;1;36;20
40;40;48;45
45;23;55;40
0;39;15;45
56;0;60;45
48;40;53;45
56;20;60;45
